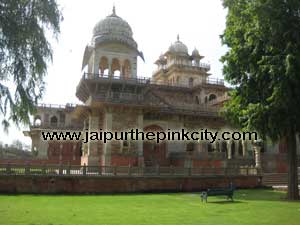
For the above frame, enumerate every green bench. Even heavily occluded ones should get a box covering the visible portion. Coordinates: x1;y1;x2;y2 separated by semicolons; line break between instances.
201;185;235;202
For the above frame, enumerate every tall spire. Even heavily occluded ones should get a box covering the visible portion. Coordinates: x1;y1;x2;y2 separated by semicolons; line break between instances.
177;34;180;41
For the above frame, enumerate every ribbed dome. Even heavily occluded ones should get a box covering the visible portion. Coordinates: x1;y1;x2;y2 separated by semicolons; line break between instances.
92;7;137;49
168;35;188;55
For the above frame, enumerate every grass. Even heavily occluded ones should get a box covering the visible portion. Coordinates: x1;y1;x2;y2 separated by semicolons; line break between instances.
0;189;299;225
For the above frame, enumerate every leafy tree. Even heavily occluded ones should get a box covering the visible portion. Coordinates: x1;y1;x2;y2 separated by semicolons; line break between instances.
221;0;300;200
0;0;62;130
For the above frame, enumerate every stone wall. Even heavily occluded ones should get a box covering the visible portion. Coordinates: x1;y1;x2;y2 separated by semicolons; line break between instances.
0;175;262;194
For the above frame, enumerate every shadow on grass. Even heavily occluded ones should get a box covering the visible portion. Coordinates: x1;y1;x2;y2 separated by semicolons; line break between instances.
207;200;243;204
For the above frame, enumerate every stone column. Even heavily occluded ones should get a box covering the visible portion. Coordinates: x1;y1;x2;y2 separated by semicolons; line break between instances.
92;54;100;76
137;114;144;167
227;141;232;159
254;145;262;168
102;110;112;166
242;140;247;157
108;58;112;77
235;141;239;158
85;114;99;166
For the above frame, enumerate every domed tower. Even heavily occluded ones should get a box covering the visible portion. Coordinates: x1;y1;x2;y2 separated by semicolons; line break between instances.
81;6;143;79
153;35;210;87
76;7;145;167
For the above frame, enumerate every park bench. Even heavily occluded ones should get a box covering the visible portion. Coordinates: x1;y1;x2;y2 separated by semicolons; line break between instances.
201;185;235;202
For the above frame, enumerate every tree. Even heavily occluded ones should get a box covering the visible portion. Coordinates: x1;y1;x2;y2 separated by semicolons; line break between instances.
0;0;62;130
221;0;300;200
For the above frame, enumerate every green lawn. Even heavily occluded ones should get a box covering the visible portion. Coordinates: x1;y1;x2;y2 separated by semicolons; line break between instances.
0;189;299;225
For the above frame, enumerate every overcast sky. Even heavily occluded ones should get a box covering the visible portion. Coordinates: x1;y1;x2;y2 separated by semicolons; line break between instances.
0;0;228;146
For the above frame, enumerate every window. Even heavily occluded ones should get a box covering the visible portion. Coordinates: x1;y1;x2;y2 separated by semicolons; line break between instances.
208;94;217;101
50;116;58;127
33;116;42;127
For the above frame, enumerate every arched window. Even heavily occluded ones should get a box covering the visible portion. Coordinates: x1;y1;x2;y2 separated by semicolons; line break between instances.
208;94;217;101
111;58;120;77
99;56;108;76
33;116;42;127
50;116;58;127
189;77;194;87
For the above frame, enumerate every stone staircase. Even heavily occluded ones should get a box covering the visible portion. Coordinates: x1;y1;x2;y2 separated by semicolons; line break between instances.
263;168;300;186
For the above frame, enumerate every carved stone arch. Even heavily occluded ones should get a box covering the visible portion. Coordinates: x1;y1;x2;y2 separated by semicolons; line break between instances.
208;93;217;101
111;58;121;76
99;56;108;76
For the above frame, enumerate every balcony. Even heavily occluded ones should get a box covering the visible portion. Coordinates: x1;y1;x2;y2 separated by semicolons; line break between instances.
30;122;83;130
80;73;224;88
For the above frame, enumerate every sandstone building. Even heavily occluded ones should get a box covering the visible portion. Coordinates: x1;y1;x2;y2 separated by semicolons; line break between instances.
23;7;294;173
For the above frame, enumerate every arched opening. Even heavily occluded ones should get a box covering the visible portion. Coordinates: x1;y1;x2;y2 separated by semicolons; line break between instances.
221;141;227;157
99;56;108;76
113;70;121;79
33;115;42;127
111;58;121;78
231;142;236;158
176;77;180;84
208;94;217;101
238;140;243;156
123;59;131;79
188;77;194;87
50;116;58;127
207;143;213;152
103;69;109;76
195;96;200;104
143;125;167;167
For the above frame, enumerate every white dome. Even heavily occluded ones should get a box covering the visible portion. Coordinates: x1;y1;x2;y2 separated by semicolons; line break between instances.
168;35;188;55
92;7;137;49
192;48;200;56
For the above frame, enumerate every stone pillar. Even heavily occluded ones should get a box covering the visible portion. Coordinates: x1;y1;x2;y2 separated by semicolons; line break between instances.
235;141;239;158
92;54;100;76
242;140;247;157
84;114;99;166
254;145;262;168
108;58;112;77
227;141;232;159
137;114;144;167
102;110;112;166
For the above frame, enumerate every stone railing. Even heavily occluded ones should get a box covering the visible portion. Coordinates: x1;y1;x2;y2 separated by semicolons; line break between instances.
81;73;224;87
0;164;261;177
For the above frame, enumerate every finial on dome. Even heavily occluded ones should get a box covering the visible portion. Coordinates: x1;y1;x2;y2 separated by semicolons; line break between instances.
177;34;180;41
112;4;116;15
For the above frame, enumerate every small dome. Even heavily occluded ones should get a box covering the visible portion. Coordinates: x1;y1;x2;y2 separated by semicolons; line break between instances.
159;54;166;61
192;48;200;57
168;35;188;55
92;6;137;49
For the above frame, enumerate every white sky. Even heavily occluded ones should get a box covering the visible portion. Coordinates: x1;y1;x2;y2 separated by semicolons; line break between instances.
0;0;228;146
